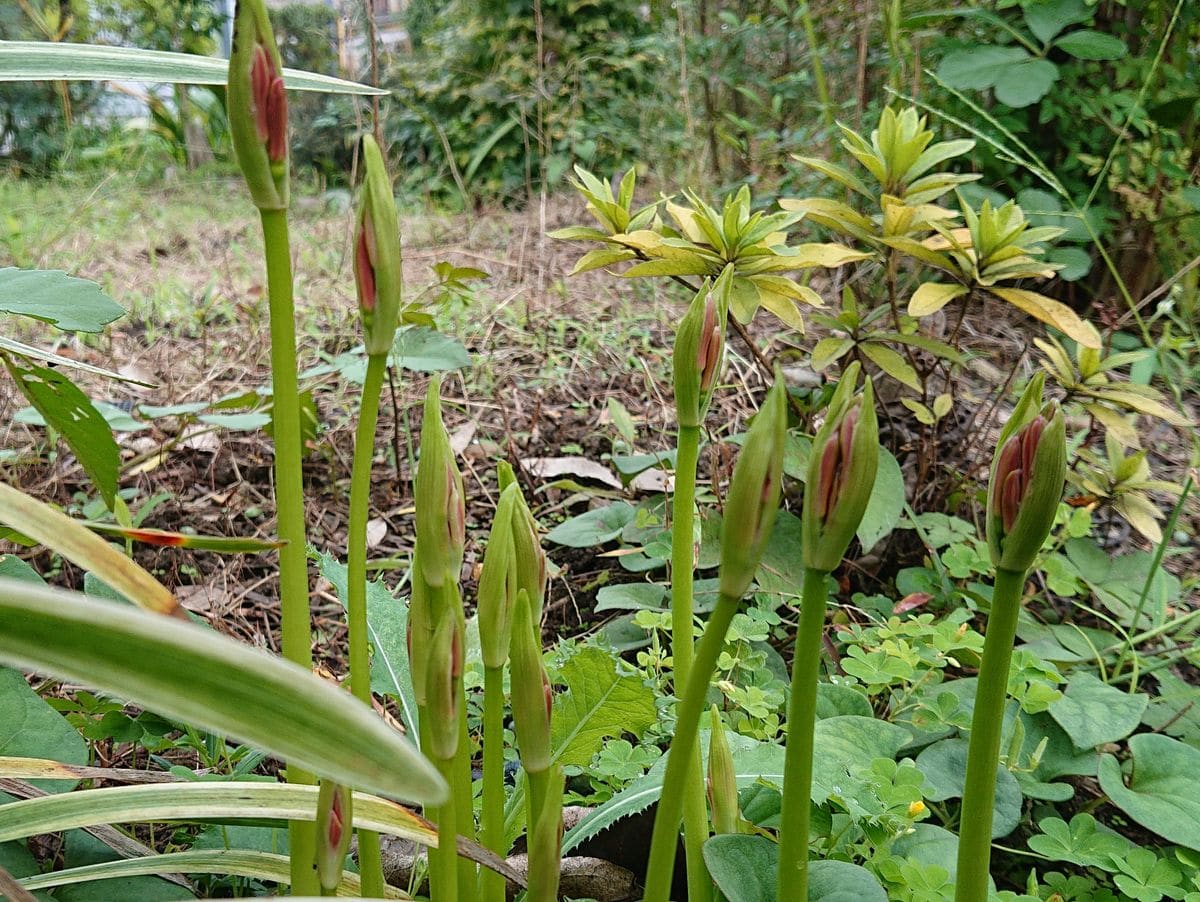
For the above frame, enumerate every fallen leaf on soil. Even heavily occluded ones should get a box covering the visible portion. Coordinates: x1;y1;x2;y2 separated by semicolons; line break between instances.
366;517;387;548
449;422;476;456
521;457;621;489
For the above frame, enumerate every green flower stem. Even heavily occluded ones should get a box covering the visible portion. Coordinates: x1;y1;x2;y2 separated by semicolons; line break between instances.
955;566;1026;902
670;424;713;902
480;665;506;902
346;352;387;898
260;207;318;897
454;704;478;902
778;566;829;900
430;754;459;902
644;593;740;902
524;767;555;902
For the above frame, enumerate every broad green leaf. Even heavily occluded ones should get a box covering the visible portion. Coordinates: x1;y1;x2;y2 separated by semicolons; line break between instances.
1023;0;1092;43
987;287;1100;348
0;268;124;332
570;248;636;275
1026;813;1133;870
0;483;180;617
0;41;385;95
0;580;446;803
4;359;120;509
389;327;471;373
857;448;905;552
994;58;1059;107
861;343;921;391
17;849;402;898
0;782;435;847
55;829;187;902
909;282;968;317
1049;672;1148;751
1097;734;1200;850
622;257;713;278
0;668;87;793
594;583;668;612
915;738;1022;837
703;834;776;902
319;554;419;743
807;861;888;902
937;46;1029;91
544;503;636;547
550;646;657;767
811;337;854;371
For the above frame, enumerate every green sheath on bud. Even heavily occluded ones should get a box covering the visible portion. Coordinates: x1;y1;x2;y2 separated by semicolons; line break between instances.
315;780;353;892
718;373;788;599
511;490;547;623
425;609;463;762
510;589;552;774
354;135;403;357
674;267;732;428
802;362;879;573
987;374;1066;573
707;705;739;835
478;483;520;670
407;546;433;707
415;376;466;588
227;0;288;210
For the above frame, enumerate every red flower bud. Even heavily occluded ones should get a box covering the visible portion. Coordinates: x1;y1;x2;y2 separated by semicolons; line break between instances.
994;415;1046;533
251;44;287;164
354;216;377;313
697;298;723;393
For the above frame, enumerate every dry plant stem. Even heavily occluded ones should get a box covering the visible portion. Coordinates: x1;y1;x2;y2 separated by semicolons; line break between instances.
260;207;319;897
346;352;387;898
955;567;1025;902
643;594;741;902
480;665;507;902
777;567;829;899
670;424;713;902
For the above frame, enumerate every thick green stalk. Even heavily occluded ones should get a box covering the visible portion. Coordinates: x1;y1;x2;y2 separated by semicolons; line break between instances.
670;424;712;902
955;567;1025;902
260;208;319;897
480;665;507;902
778;567;828;899
346;353;387;898
454;701;478;902
430;754;459;902
644;594;740;902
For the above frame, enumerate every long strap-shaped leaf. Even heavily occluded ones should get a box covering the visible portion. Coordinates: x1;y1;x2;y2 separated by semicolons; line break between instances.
0;482;182;617
0;782;435;845
0;579;446;805
17;849;407;898
0;41;386;95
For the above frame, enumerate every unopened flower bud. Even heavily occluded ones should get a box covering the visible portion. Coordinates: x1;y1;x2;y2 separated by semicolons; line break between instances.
354;135;402;356
707;705;740;835
315;779;353;892
675;271;731;428
987;374;1065;573
511;492;547;622
227;0;288;210
719;373;788;599
802;363;879;572
510;589;552;773
424;611;463;761
478;483;520;670
407;546;433;707
415;376;466;588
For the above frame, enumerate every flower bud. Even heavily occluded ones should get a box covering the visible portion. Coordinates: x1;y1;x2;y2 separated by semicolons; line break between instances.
987;375;1066;573
315;779;353;893
718;373;788;599
526;764;565;902
415;376;466;588
674;270;731;428
510;589;552;774
478;483;520;670
354;135;403;357
424;610;464;761
510;491;548;623
407;546;433;707
227;0;288;210
707;705;740;835
802;363;880;573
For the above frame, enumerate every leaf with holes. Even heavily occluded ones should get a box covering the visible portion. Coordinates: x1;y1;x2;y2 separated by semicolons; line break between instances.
0;268;125;332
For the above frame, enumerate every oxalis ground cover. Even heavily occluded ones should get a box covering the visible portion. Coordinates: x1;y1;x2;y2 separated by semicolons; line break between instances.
0;7;1199;901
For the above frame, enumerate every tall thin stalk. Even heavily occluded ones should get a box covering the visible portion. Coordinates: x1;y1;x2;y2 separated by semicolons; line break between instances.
260;208;319;896
480;664;507;902
669;424;712;902
345;352;388;897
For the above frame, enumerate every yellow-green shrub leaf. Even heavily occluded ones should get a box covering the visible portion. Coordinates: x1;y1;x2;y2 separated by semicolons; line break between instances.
908;282;968;317
987;288;1101;348
861;343;922;391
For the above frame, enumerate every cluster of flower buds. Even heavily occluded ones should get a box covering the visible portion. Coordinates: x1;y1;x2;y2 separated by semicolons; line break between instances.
478;482;522;671
674;268;731;428
707;705;741;835
510;589;553;775
353;134;403;357
315;779;353;893
227;0;288;210
718;373;788;599
987;373;1066;573
802;362;879;573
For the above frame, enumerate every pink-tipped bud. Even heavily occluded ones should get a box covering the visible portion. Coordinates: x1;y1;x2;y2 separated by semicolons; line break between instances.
316;780;353;892
251;44;287;163
354;216;378;313
697;298;723;393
